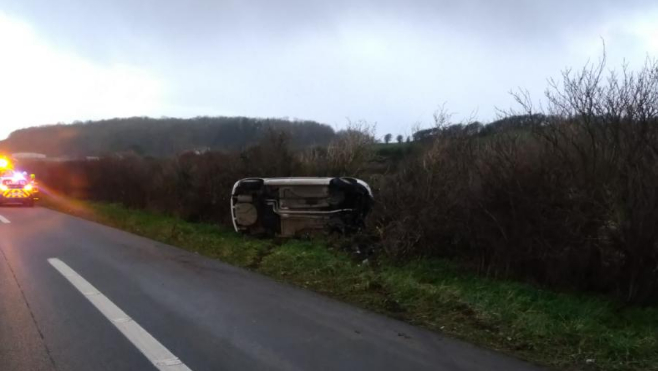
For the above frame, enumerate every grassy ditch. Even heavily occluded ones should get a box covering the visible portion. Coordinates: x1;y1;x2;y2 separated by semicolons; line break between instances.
44;198;657;371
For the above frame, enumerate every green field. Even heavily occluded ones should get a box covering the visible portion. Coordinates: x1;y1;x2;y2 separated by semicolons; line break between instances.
45;198;658;371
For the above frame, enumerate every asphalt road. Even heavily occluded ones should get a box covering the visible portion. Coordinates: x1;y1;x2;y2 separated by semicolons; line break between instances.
0;206;544;371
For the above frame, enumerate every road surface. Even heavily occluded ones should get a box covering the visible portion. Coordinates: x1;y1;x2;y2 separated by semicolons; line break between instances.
0;207;544;371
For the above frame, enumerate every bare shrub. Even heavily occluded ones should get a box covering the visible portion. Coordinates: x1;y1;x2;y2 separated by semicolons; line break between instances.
325;120;376;176
370;56;658;303
530;55;658;303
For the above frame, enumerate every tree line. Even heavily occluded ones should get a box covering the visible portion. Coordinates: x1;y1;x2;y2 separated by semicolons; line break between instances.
0;116;336;157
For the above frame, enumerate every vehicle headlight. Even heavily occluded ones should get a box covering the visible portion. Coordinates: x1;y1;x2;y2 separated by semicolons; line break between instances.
0;184;7;191
24;184;33;191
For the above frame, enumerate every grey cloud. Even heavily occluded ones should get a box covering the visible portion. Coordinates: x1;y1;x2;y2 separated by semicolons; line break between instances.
1;0;657;135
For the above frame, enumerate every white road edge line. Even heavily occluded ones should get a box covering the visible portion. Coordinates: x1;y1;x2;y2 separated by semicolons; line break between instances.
0;215;10;224
47;258;192;371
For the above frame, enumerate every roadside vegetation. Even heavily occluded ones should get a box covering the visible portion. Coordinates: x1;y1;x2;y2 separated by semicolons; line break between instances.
43;199;658;371
22;55;658;370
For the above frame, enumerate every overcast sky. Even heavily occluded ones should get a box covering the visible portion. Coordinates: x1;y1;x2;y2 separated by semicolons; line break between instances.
0;0;656;139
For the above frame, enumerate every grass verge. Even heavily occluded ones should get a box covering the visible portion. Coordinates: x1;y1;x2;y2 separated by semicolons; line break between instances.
43;198;657;371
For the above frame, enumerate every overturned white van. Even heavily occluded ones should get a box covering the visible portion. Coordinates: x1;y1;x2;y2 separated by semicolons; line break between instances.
231;177;373;237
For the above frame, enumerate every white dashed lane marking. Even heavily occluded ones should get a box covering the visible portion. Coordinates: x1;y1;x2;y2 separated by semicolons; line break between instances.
48;258;192;371
0;215;10;224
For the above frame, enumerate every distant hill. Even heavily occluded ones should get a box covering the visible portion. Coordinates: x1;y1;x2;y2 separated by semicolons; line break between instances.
412;114;547;141
0;117;336;157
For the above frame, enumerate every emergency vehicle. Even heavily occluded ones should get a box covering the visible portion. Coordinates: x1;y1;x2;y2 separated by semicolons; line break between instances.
0;157;39;207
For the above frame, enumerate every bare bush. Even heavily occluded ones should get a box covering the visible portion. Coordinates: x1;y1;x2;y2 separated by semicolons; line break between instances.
533;56;658;303
301;120;377;176
369;56;658;303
